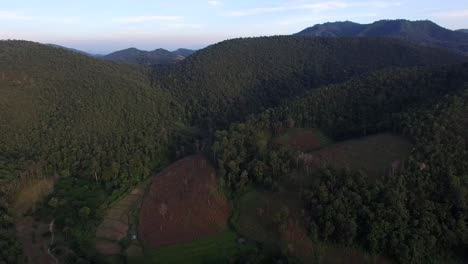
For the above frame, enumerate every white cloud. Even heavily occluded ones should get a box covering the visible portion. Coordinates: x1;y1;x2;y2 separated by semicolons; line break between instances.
434;9;468;19
208;1;221;6
225;1;401;17
0;10;78;23
112;15;182;24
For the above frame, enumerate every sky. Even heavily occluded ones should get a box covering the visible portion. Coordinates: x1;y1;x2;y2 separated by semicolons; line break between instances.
0;0;467;54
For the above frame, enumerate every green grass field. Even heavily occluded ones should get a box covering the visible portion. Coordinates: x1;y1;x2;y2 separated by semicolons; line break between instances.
128;229;252;264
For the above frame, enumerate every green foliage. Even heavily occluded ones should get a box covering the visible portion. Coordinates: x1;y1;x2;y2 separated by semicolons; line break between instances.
129;230;253;264
155;36;464;129
0;186;24;264
212;63;468;262
1;37;468;264
38;177;107;260
0;40;188;189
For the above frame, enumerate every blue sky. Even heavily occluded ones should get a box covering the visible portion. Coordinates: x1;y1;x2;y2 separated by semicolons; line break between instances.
0;0;467;54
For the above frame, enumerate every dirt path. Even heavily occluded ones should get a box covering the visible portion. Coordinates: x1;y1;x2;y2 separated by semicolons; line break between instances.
95;186;145;255
47;219;58;264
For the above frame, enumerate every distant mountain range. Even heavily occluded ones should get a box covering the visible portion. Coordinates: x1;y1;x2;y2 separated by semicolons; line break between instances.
457;29;468;34
101;48;196;65
295;19;468;54
48;44;196;65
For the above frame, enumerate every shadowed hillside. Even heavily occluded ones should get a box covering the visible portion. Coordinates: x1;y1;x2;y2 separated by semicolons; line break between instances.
154;36;466;128
296;19;468;54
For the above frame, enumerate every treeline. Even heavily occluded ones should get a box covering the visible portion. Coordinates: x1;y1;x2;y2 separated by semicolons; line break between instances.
211;63;468;262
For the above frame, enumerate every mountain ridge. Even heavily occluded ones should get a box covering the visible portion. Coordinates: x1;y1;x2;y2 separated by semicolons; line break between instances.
295;19;468;54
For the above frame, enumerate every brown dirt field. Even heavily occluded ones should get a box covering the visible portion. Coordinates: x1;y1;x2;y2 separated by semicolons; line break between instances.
95;186;145;255
276;131;320;151
282;219;315;261
16;216;54;264
138;155;230;249
299;133;412;178
14;178;54;217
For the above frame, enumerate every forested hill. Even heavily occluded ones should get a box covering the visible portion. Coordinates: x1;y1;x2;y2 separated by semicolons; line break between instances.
295;20;468;54
154;36;466;129
212;63;468;262
102;47;196;65
0;37;465;186
0;40;186;187
2;35;468;264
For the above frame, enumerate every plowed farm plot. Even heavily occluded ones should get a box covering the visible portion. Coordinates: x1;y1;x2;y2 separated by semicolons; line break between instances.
95;186;145;256
138;155;230;249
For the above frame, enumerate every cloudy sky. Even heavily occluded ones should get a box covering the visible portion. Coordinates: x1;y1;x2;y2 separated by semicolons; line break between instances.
1;0;467;54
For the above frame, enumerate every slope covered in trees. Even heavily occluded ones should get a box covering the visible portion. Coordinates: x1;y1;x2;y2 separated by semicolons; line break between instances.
0;40;189;189
295;19;468;54
1;37;468;263
211;63;468;262
154;36;465;129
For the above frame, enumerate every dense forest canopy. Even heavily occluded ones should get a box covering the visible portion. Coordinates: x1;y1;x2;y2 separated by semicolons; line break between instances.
1;35;468;263
153;36;465;129
211;63;468;262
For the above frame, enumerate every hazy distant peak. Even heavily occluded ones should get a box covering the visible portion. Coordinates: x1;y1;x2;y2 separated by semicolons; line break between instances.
101;47;196;65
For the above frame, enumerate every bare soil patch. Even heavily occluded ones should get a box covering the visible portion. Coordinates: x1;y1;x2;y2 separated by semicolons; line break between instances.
16;216;54;264
14;178;54;217
138;155;230;249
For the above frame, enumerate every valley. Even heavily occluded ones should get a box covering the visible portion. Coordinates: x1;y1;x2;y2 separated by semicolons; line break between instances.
1;17;468;264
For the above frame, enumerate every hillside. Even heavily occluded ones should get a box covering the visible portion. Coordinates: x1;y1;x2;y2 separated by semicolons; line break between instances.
155;36;466;128
295;19;468;54
0;40;187;187
457;29;468;34
1;37;468;263
212;63;468;263
102;47;196;65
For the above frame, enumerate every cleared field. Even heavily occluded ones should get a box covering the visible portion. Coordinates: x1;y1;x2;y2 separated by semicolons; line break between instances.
95;185;145;256
235;190;391;263
129;230;247;264
299;133;413;178
138;155;230;249
15;216;54;264
14;178;54;217
275;128;333;152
